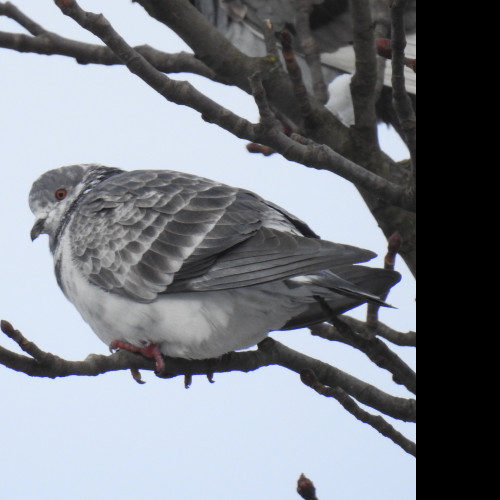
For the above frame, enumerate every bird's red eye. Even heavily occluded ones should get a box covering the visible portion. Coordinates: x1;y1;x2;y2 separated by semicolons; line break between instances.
55;188;67;201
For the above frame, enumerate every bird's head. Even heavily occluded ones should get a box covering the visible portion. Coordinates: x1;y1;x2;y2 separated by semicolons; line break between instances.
28;164;100;251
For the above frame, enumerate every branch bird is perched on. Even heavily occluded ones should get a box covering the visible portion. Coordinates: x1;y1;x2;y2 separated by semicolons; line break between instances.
29;165;400;372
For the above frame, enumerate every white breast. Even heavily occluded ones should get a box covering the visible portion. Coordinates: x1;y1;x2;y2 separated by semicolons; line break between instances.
55;230;302;359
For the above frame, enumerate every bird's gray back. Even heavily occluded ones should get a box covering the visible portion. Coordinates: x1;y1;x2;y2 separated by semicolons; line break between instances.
68;169;376;302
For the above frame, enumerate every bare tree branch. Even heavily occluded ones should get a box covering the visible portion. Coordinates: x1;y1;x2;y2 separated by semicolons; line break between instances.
370;0;392;100
0;0;45;34
349;0;378;136
281;132;413;209
279;29;316;129
261;338;415;422
311;318;416;348
367;231;402;324
0;0;219;78
309;318;416;393
48;0;414;212
123;0;418;274
294;0;328;103
389;0;416;193
301;369;416;456
248;72;281;130
1;319;415;423
1;0;418;275
1;1;416;465
0;29;220;79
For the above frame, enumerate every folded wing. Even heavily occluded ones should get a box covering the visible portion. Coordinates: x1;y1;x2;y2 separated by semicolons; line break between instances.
69;169;378;302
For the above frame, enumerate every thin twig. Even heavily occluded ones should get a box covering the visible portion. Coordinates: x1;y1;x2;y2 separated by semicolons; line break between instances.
279;29;316;128
301;369;416;457
294;0;328;103
288;133;415;211
52;0;257;140
349;0;378;135
311;300;416;394
246;71;280;156
0;30;220;79
267;339;416;421
249;71;280;128
0;1;46;35
367;231;402;325
311;317;416;347
370;0;392;100
389;0;416;197
248;71;414;210
0;2;220;79
262;18;280;61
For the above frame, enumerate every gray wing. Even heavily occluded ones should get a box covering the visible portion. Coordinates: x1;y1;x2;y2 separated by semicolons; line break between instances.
167;227;374;292
70;169;375;302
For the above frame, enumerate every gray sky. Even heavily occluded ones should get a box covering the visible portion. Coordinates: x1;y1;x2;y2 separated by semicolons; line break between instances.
0;2;416;499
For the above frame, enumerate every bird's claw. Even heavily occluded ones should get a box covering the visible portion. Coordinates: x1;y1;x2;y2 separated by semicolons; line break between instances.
109;340;165;374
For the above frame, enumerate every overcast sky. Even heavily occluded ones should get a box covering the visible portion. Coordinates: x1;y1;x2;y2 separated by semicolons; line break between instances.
0;2;416;499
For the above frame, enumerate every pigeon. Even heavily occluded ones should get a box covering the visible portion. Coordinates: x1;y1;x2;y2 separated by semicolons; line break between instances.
29;164;400;371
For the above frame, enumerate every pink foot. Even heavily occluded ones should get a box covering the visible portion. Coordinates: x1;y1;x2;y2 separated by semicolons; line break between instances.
110;340;165;373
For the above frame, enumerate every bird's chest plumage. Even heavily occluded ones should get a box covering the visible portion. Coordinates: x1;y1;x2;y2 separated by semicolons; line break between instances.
53;229;292;359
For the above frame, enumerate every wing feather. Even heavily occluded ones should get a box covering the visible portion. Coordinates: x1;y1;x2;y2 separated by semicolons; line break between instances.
69;169;374;302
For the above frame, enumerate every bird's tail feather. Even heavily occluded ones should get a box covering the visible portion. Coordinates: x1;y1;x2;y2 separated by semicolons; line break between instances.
280;265;401;331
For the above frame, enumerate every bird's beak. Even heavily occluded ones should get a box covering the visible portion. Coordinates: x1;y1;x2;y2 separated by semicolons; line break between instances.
30;218;46;241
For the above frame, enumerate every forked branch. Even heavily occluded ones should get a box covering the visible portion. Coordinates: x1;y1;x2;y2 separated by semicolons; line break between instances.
45;0;414;211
